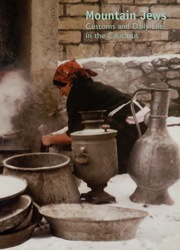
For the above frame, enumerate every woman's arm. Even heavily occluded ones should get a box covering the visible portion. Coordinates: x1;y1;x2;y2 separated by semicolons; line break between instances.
41;132;72;146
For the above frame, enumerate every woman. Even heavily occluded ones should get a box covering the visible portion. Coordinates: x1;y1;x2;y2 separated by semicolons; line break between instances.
41;60;147;174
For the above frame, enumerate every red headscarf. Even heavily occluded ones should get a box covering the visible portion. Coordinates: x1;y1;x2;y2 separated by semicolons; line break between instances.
53;60;98;85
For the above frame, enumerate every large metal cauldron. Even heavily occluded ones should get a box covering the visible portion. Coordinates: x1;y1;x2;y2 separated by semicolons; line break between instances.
128;83;180;205
71;110;118;204
3;153;80;206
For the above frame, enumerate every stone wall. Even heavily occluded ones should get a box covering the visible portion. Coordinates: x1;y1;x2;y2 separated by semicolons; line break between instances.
76;55;180;116
59;0;180;60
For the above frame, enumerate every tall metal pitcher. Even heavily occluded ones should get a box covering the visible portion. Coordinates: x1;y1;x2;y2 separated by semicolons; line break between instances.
128;83;180;205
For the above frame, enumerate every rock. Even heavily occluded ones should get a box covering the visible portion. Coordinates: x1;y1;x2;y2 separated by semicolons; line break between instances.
169;57;180;64
125;60;141;68
151;58;169;66
148;72;164;79
125;69;143;81
170;89;179;100
169;64;180;70
82;61;104;69
141;62;154;73
167;80;180;87
156;67;169;71
166;71;180;79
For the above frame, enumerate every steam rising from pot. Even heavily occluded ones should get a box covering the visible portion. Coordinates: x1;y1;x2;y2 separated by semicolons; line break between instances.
0;71;28;135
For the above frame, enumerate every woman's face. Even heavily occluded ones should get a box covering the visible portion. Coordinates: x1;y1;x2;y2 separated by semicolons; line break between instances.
58;82;72;97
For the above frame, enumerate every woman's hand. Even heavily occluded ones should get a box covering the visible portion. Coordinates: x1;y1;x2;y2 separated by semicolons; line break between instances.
41;132;72;146
41;135;53;146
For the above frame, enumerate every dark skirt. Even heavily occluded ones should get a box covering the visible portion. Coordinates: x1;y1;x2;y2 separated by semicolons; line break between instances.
104;116;147;174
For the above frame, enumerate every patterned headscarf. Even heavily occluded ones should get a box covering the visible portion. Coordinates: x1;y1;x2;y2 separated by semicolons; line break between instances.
53;60;98;86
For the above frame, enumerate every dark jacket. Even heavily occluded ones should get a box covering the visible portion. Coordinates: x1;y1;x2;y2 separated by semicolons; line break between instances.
66;77;146;173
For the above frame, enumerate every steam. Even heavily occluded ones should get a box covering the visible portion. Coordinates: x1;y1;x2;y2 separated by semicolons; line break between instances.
0;71;28;135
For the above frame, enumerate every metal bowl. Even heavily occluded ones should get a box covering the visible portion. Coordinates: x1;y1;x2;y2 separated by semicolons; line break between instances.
0;195;32;233
39;203;148;241
3;153;80;206
0;205;41;249
0;175;27;206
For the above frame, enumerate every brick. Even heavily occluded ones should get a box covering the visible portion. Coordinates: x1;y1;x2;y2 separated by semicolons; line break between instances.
101;4;121;13
135;30;169;41
59;31;81;43
103;30;135;42
114;18;145;30
163;19;180;29
135;0;157;3
100;43;116;56
66;44;100;59
58;45;65;61
59;17;94;30
59;4;64;16
152;41;180;54
84;0;99;2
59;0;81;3
83;31;100;43
96;19;113;27
122;5;149;17
151;5;180;18
159;0;176;3
114;42;152;57
169;30;180;42
66;4;100;16
146;20;163;29
101;0;133;3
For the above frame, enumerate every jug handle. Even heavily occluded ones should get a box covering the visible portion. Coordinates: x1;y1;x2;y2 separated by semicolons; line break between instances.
130;88;150;138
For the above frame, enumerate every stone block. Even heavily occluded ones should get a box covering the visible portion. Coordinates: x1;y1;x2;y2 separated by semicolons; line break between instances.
168;80;180;87
114;42;152;57
166;71;180;79
141;62;154;73
66;44;100;59
59;0;81;3
152;42;180;54
146;20;163;29
169;30;180;42
100;0;133;3
170;89;179;100
58;45;65;61
135;0;157;3
100;43;116;57
151;58;169;66
101;4;121;13
59;17;94;30
169;57;180;63
128;77;147;94
126;60;141;68
66;4;100;16
82;61;104;69
103;31;135;42
169;64;180;70
150;5;180;18
156;67;169;71
136;31;168;41
59;31;81;43
114;18;144;29
59;4;64;16
164;19;180;29
83;31;101;43
122;5;149;17
96;19;113;27
159;0;176;3
148;72;164;79
84;0;99;2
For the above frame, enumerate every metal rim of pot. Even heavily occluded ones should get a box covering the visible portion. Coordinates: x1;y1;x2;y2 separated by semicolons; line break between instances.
3;152;70;172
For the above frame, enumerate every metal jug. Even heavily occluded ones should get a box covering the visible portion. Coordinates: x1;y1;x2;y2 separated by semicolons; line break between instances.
128;83;180;205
